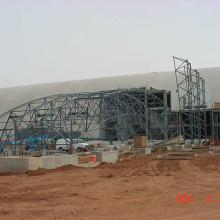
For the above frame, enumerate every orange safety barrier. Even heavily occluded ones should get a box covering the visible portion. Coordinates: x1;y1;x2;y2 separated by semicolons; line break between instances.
90;155;97;162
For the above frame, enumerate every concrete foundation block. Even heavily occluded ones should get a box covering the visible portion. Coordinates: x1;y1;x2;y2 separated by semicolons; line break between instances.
132;148;151;156
166;146;172;151
0;154;79;173
144;148;152;155
93;151;119;163
92;152;102;162
0;157;28;173
29;154;79;170
28;157;42;170
133;148;145;155
102;151;119;163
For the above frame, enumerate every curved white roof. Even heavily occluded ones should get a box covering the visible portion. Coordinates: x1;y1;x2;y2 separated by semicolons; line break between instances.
0;67;219;114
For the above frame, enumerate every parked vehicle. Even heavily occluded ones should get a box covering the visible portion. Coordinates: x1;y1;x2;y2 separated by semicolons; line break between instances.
56;138;90;152
74;142;89;152
56;138;71;152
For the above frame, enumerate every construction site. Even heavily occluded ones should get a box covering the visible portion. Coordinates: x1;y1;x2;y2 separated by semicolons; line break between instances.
1;57;220;219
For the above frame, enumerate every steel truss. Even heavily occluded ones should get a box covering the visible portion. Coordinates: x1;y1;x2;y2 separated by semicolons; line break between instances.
0;87;172;155
101;88;171;141
173;56;207;143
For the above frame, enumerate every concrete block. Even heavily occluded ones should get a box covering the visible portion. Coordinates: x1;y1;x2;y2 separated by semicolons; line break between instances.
144;148;152;155
133;148;145;155
132;148;151;156
166;146;172;151
28;157;42;170
92;152;102;162
93;151;119;163
102;151;119;163
41;156;58;169
0;154;79;173
0;157;28;173
0;154;78;173
30;154;79;170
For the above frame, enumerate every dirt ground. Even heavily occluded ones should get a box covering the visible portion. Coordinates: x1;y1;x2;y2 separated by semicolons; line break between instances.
1;154;220;220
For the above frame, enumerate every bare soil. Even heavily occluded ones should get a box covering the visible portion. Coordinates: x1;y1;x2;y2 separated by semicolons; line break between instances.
1;154;220;219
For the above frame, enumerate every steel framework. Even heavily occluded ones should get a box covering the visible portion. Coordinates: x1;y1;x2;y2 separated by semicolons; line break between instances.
0;89;145;155
145;88;171;141
173;56;207;143
0;87;172;155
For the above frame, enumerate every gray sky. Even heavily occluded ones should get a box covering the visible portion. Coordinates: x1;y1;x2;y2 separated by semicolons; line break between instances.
0;0;219;87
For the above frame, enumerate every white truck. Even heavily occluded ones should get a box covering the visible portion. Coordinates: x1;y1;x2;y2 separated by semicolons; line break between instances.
56;138;89;152
74;142;89;152
56;138;71;152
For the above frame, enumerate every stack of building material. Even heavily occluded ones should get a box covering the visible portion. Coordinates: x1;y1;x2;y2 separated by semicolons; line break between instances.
134;135;148;148
212;102;220;109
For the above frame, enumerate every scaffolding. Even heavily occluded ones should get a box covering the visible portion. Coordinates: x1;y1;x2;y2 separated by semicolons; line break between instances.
173;56;207;143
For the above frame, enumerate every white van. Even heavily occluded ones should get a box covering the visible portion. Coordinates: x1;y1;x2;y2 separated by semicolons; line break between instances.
56;138;71;151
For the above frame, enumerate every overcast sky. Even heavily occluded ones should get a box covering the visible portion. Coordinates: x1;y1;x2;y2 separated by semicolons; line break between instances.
0;0;219;87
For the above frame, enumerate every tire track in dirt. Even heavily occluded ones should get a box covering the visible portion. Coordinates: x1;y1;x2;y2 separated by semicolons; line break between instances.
113;157;151;177
179;160;202;175
147;160;160;176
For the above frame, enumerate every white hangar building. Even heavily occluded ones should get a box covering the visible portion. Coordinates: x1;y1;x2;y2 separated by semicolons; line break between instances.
0;67;219;115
